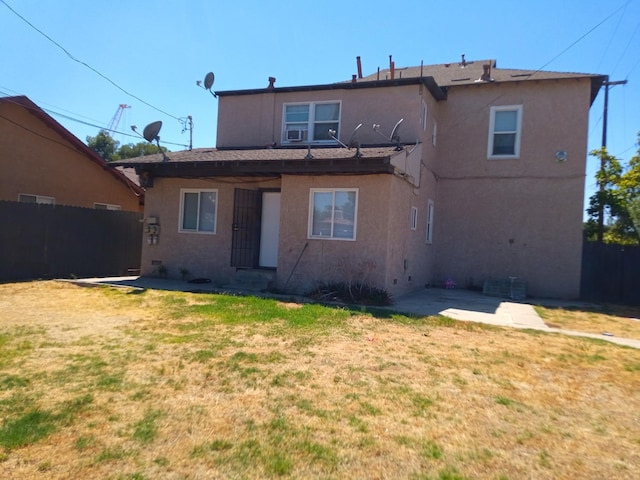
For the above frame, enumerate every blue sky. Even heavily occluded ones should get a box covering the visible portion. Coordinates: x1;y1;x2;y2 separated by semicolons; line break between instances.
2;0;639;213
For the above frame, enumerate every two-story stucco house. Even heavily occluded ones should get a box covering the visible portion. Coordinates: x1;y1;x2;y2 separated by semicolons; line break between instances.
113;58;605;299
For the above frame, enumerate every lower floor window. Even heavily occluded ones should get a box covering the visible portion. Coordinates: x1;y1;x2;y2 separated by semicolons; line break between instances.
309;188;358;240
19;194;55;205
94;203;121;210
180;189;217;233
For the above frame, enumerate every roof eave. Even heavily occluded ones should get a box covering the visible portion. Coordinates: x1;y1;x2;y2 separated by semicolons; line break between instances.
216;77;447;101
125;156;396;180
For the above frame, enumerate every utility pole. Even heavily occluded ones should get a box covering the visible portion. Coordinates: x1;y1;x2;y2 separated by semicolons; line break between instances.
597;77;628;242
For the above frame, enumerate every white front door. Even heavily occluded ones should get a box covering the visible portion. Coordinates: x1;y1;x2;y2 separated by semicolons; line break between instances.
259;192;280;268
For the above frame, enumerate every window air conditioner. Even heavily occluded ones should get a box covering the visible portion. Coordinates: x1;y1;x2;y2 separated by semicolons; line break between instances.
286;129;304;141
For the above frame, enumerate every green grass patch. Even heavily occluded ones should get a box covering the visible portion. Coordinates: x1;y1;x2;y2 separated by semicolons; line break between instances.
185;295;351;329
0;374;30;390
0;409;58;449
624;362;640;372
132;409;164;444
421;439;444;460
0;393;93;449
412;394;434;416
95;445;135;463
495;396;514;407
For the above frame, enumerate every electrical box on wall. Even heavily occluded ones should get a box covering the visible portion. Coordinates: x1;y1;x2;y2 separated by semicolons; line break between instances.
144;217;160;245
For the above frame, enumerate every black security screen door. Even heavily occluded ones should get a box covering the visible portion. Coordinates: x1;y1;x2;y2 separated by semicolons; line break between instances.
231;188;261;267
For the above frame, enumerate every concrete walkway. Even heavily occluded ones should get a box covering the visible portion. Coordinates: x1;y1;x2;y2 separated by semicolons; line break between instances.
387;287;640;349
68;277;640;349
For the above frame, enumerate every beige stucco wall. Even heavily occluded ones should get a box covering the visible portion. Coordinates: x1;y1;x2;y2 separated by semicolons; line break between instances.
146;76;593;299
142;171;438;297
277;174;392;294
432;79;592;297
140;177;280;281
217;84;430;149
0;102;141;211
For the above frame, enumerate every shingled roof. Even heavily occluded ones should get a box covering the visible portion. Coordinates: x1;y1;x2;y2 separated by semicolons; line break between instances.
111;146;402;178
358;59;600;85
215;58;605;105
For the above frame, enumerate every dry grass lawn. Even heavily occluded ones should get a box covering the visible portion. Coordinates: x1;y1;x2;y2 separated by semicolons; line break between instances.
535;304;640;340
0;281;638;480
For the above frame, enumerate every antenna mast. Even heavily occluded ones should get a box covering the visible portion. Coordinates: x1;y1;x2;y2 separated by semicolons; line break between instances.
106;104;131;136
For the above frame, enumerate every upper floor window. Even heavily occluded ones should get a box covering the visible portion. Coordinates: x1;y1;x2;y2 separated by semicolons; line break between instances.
488;105;522;159
309;188;357;240
179;189;217;234
283;101;340;144
410;206;418;230
19;194;55;205
420;100;428;131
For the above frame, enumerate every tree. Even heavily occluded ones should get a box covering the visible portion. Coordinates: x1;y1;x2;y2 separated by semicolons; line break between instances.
585;134;640;245
86;130;119;161
87;130;169;161
117;141;167;159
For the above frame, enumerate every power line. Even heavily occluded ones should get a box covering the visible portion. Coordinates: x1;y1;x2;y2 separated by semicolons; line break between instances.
0;93;189;148
610;20;639;77
0;0;181;122
0;83;104;125
595;1;628;74
534;1;632;73
0;113;88;155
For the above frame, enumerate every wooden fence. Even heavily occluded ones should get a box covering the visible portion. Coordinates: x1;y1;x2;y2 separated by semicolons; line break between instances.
0;201;142;281
581;240;640;305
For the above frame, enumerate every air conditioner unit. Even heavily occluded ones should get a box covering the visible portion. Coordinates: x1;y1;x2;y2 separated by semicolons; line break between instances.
286;129;304;142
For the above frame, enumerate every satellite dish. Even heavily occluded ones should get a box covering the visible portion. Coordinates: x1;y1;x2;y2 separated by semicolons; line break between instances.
142;121;162;143
391;118;404;150
373;118;404;150
204;72;215;90
390;118;404;142
348;124;363;158
198;72;217;98
348;124;363;149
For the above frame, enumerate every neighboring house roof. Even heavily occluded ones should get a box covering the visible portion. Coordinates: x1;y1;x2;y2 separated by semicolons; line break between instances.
115;166;142;187
111;146;402;177
216;58;606;105
0;95;145;197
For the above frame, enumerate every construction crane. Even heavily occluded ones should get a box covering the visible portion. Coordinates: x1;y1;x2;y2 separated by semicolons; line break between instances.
106;104;131;136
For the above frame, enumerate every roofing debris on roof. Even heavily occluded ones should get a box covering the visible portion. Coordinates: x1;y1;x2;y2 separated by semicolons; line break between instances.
356;58;602;86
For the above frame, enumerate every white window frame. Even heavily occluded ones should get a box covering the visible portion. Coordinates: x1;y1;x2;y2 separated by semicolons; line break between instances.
410;206;418;230
420;100;428;131
94;203;121;210
179;189;218;234
488;105;522;159
308;188;358;241
18;194;55;205
282;101;341;144
426;199;435;244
